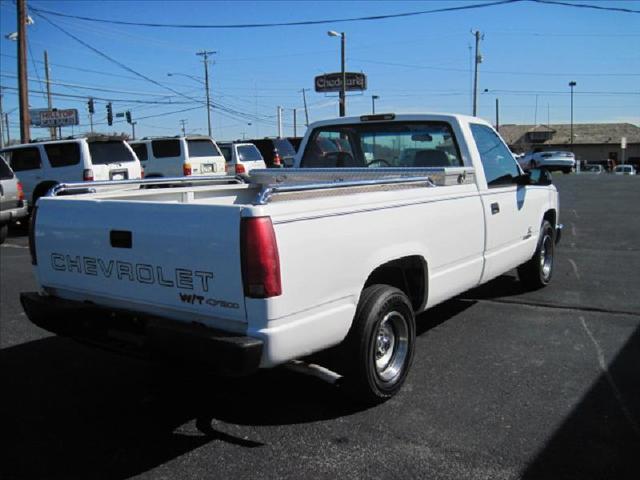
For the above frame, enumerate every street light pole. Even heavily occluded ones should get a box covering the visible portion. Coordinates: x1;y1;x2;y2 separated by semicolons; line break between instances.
196;50;216;137
569;81;576;151
328;31;346;117
471;29;483;117
371;95;379;114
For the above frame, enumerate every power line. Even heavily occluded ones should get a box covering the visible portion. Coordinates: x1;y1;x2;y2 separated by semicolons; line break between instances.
28;1;525;29
532;0;640;14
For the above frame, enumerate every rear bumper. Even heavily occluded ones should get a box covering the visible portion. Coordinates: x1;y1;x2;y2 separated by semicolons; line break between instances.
20;292;263;376
0;204;29;224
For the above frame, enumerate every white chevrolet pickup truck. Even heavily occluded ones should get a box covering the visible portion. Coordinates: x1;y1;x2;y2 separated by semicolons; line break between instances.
21;113;561;404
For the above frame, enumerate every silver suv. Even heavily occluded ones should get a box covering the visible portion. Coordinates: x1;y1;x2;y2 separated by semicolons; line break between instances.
0;155;29;244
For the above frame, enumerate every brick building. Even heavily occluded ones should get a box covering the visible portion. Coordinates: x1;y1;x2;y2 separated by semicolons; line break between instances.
498;123;640;168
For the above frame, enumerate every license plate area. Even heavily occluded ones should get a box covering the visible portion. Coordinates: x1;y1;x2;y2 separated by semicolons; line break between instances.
110;170;129;180
201;164;214;173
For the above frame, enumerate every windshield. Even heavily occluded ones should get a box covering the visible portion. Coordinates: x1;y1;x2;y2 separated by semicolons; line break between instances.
300;121;462;168
187;139;219;157
88;141;135;164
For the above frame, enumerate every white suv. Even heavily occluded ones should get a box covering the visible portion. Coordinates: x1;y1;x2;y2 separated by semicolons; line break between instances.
1;137;142;208
218;142;267;176
129;136;226;178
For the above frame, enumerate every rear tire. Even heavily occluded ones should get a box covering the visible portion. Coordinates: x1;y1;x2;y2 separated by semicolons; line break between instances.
341;284;416;405
517;220;555;290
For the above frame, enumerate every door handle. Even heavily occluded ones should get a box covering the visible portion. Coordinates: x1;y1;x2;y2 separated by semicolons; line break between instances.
491;202;500;214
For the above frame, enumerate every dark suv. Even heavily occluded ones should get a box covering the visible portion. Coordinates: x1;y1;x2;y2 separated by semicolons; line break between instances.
244;138;297;168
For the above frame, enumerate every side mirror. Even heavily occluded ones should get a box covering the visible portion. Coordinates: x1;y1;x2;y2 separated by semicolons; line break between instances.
528;167;553;186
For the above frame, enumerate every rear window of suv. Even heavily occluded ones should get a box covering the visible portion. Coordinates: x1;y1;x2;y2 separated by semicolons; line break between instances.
273;139;296;157
45;142;81;167
152;139;181;158
237;145;263;162
88;141;135;165
187;139;218;157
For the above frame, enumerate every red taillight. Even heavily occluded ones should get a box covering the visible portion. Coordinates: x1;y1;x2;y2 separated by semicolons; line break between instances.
272;149;282;167
140;168;145;179
241;217;282;298
17;182;25;202
29;205;38;265
83;169;94;181
235;163;246;175
183;163;192;176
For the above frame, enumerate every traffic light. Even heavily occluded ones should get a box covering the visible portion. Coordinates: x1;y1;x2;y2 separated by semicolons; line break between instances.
125;110;132;124
88;98;95;114
106;102;113;126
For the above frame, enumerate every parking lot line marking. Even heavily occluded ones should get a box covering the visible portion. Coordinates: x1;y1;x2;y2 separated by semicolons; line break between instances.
579;316;640;438
572;209;580;219
0;243;28;249
567;258;581;280
570;222;577;237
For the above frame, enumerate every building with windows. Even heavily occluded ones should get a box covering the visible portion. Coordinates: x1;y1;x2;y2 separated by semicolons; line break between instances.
498;123;640;168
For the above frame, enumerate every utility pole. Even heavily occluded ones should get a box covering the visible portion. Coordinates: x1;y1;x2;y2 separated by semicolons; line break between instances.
371;95;379;114
5;113;11;145
17;0;30;143
471;30;483;117
179;119;187;136
0;87;4;148
300;88;309;127
495;98;500;131
293;108;297;138
196;50;216;137
131;121;137;140
277;106;283;138
44;50;56;139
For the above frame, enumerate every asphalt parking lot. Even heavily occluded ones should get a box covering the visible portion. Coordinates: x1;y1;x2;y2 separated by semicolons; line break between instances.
1;173;639;480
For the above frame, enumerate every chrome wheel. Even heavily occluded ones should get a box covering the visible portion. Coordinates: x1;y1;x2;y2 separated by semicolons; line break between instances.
374;311;409;382
540;232;553;281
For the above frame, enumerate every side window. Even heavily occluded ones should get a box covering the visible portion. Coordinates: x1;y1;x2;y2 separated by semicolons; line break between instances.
470;124;520;187
151;139;181;158
44;142;81;167
9;147;42;172
130;143;148;161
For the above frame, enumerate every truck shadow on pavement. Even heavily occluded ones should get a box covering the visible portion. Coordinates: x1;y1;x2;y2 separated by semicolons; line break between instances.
0;299;468;479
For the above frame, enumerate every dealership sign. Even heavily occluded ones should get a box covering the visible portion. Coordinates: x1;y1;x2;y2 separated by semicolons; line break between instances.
315;72;367;93
37;109;79;127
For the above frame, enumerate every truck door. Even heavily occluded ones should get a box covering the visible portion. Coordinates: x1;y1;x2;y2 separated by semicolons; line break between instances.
469;123;547;283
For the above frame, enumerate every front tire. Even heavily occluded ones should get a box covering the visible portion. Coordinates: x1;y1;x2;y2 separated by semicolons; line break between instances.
342;284;416;405
517;220;555;289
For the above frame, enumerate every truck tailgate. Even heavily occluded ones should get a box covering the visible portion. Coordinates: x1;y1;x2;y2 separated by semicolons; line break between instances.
34;198;247;329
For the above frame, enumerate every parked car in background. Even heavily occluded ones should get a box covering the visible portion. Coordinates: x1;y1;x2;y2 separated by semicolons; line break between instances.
287;137;303;153
218;142;266;176
518;151;576;173
129;136;226;178
583;164;604;174
0;137;142;209
613;164;636;176
0;154;29;243
244;137;297;167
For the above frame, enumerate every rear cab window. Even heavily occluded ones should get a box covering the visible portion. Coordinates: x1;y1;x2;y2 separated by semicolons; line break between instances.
130;143;148;161
88;141;136;165
187;139;220;157
7;147;42;171
300;121;462;169
152;139;181;158
45;142;81;167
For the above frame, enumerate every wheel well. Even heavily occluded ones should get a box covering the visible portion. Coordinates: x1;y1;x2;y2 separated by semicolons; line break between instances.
363;256;428;311
32;181;58;205
543;209;557;228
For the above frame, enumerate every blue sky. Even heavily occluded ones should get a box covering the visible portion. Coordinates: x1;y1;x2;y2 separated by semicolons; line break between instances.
1;0;638;141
